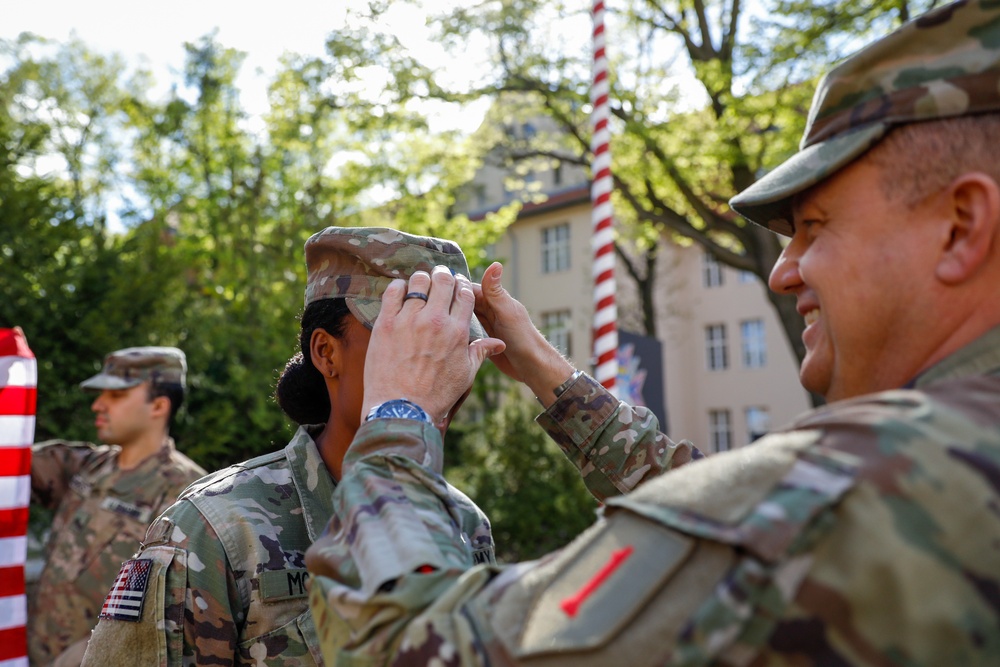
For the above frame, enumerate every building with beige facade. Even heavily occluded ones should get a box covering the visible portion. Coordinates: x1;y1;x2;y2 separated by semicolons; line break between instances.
460;128;811;453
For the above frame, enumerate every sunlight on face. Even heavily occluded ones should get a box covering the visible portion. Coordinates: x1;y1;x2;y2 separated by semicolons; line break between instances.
772;158;942;401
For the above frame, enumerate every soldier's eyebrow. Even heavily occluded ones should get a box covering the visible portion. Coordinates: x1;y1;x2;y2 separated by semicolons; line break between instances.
791;191;829;227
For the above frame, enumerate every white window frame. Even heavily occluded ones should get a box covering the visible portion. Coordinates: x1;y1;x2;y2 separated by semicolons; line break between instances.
710;409;732;453
702;251;723;288
745;406;771;444
540;309;572;357
542;223;571;274
740;319;767;369
705;323;728;371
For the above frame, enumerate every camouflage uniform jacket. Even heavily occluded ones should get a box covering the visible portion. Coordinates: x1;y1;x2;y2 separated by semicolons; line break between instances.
306;326;1000;666
82;425;494;667
29;437;205;666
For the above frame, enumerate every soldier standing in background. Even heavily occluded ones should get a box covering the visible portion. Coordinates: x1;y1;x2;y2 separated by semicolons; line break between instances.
306;1;1000;664
29;346;205;667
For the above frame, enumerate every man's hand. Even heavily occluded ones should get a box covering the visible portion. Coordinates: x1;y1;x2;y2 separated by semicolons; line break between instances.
362;266;505;423
473;262;577;407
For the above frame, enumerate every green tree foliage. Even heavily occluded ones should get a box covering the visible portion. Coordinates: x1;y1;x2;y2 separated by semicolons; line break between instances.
0;36;190;442
118;36;309;467
0;31;512;474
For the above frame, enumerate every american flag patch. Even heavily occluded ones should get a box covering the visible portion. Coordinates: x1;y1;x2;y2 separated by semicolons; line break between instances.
99;558;152;622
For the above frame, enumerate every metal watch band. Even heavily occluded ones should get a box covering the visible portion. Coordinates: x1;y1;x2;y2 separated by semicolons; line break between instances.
553;370;583;398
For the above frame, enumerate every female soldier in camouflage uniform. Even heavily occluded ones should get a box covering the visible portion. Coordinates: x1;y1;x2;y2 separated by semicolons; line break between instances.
81;227;496;666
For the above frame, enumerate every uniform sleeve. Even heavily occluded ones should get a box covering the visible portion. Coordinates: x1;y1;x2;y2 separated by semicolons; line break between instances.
306;415;725;667
82;498;242;667
303;404;707;665
536;372;705;500
305;418;489;664
30;440;99;509
304;418;840;667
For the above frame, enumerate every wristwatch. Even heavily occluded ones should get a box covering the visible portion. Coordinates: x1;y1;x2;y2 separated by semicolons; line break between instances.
553;370;584;398
536;370;584;406
365;399;433;424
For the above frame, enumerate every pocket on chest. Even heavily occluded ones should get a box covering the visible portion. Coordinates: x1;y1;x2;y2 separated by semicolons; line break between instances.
237;608;322;666
61;502;149;582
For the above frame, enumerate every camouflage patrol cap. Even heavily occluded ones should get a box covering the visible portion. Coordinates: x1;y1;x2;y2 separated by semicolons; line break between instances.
304;226;487;340
80;347;187;391
730;0;1000;235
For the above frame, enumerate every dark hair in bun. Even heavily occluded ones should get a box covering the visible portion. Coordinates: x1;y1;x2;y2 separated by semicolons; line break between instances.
275;298;352;425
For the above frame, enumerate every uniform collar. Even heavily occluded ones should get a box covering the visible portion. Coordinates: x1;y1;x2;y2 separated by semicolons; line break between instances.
285;425;338;542
107;436;176;495
912;324;1000;389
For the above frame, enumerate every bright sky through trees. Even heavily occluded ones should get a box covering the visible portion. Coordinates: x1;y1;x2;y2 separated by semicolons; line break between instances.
4;0;492;133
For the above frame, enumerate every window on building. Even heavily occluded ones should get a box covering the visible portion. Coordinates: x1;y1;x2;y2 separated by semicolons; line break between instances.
542;223;571;273
745;407;771;444
553;163;563;186
740;319;767;368
473;184;488;209
710;409;732;453
738;270;756;284
541;310;572;357
702;251;723;287
705;324;728;370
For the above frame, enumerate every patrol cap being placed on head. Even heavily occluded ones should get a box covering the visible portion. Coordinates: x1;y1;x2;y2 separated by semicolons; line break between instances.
303;226;487;340
80;347;187;391
730;0;1000;236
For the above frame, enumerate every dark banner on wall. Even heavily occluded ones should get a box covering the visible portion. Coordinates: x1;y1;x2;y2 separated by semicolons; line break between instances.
616;330;668;432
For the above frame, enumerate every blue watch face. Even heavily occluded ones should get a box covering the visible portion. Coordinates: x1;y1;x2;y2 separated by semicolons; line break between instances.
371;399;431;423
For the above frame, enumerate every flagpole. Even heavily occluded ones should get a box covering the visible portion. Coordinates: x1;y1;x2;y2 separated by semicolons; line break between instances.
591;0;618;395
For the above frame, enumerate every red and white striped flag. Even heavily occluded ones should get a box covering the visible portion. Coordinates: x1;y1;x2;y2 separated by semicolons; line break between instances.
0;328;35;667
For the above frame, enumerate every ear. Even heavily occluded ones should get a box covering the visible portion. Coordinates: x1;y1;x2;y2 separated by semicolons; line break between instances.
936;172;1000;285
309;328;342;380
149;395;171;420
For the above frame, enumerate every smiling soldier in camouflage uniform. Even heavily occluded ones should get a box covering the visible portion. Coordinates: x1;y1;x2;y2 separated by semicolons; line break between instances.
83;228;528;666
30;347;205;667
306;2;1000;665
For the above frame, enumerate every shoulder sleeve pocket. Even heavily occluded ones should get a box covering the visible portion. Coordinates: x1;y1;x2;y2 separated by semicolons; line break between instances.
478;511;737;667
516;512;695;656
82;546;187;667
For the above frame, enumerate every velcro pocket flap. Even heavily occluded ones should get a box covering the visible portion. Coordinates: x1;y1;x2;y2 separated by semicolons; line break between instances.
517;512;694;656
83;546;186;667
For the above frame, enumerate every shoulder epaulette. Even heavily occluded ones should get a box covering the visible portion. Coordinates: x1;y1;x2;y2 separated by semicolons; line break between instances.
176;449;288;500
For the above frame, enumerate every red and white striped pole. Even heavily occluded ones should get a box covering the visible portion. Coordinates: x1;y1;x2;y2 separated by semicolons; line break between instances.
0;328;36;667
591;0;618;395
